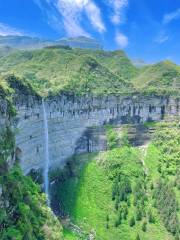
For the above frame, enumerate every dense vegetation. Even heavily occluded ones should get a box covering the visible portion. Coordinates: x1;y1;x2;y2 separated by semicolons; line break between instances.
0;38;179;239
132;61;180;95
0;87;62;240
0;166;63;240
0;127;15;174
145;122;180;237
0;126;63;239
0;47;179;96
52;123;180;240
0;48;135;96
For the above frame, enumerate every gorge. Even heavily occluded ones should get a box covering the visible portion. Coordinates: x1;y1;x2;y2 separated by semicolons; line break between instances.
0;44;180;240
14;94;179;175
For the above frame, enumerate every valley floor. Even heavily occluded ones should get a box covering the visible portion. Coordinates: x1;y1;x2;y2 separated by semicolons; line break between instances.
51;122;180;240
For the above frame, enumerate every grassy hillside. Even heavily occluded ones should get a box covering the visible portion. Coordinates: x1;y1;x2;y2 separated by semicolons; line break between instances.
145;122;180;236
90;50;138;80
0;47;179;96
132;61;180;95
52;123;180;240
0;48;134;96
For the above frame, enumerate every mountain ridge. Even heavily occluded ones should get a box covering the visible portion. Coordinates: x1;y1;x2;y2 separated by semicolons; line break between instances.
0;47;179;97
0;35;103;50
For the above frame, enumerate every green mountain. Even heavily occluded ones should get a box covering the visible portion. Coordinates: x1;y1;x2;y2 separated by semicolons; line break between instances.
132;58;148;68
0;35;53;49
0;48;135;96
0;46;15;58
132;61;180;94
54;122;180;240
0;47;179;96
0;35;102;51
0;41;179;240
57;36;102;50
91;50;138;80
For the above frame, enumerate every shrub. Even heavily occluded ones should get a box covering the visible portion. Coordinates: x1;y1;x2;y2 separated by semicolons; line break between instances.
136;209;142;221
154;180;179;235
136;233;141;240
129;216;135;227
142;221;147;232
148;210;155;223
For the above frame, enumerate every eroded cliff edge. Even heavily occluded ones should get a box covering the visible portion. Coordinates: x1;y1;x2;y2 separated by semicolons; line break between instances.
14;93;180;174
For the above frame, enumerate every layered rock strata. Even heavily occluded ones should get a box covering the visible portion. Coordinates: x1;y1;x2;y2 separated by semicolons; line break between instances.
14;94;180;174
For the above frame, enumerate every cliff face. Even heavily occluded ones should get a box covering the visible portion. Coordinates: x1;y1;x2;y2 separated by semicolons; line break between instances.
14;94;180;174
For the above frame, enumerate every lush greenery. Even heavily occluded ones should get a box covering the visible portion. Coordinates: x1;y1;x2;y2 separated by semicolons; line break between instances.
0;48;134;96
53;122;179;240
0;39;179;240
0;166;63;240
145;122;180;238
0;96;63;240
0;77;16;116
0;47;179;96
0;127;15;173
132;61;180;95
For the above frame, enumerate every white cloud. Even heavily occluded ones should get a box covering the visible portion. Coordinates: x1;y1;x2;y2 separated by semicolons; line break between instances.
34;0;105;37
115;32;128;48
55;0;89;37
107;0;128;25
85;1;106;33
0;22;23;36
154;8;180;45
105;1;129;48
155;32;169;44
163;8;180;24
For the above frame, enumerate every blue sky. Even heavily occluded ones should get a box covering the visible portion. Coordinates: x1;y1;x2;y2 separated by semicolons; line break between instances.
0;0;180;64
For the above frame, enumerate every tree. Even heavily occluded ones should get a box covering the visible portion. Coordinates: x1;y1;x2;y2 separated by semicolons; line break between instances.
142;221;147;232
136;234;140;240
175;232;180;240
129;216;135;227
106;223;109;229
123;206;128;220
158;164;161;173
115;201;119;211
114;220;119;228
148;210;155;223
118;212;122;224
150;182;154;190
127;198;131;207
136;209;142;221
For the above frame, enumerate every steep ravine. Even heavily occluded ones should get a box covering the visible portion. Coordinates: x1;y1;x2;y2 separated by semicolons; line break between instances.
14;94;179;175
1;89;180;239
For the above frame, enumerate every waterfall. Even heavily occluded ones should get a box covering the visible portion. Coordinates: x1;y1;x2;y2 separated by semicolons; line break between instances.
42;99;50;206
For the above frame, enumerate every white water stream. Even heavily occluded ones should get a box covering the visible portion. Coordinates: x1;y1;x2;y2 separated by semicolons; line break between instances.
42;99;50;206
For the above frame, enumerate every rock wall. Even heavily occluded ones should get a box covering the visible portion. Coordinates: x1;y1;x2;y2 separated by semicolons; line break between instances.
14;94;180;174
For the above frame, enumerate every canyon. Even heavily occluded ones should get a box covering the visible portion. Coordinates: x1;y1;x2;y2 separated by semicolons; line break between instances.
0;45;179;239
13;93;180;174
